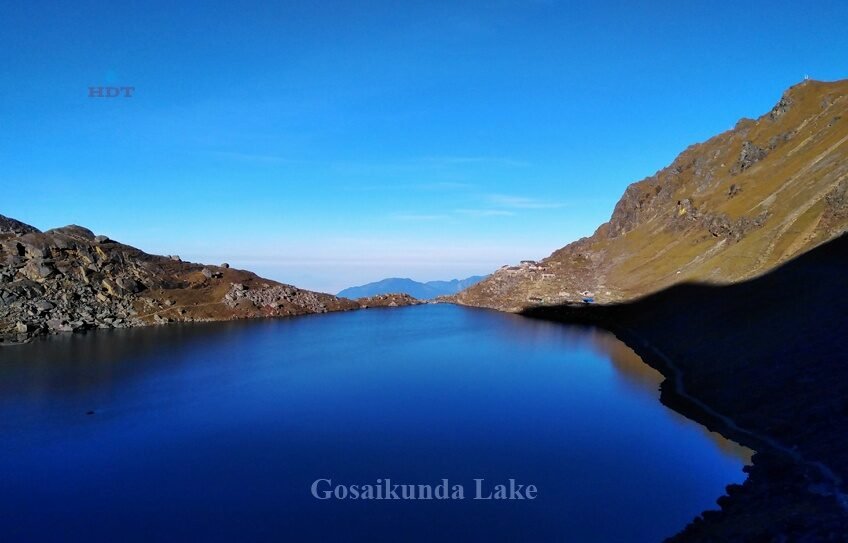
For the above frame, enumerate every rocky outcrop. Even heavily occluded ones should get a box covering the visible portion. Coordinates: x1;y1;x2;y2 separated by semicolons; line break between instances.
455;79;848;311
768;91;793;121
824;177;848;223
0;215;40;235
222;282;358;315
355;293;423;308
0;215;386;343
731;140;768;174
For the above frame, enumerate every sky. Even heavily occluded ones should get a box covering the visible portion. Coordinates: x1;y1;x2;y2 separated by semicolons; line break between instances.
2;0;848;293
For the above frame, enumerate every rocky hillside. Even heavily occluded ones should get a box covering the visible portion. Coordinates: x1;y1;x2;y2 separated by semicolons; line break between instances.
0;217;417;343
355;293;424;308
456;79;848;311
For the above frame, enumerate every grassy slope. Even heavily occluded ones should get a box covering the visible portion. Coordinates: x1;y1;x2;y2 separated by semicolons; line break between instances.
456;79;848;311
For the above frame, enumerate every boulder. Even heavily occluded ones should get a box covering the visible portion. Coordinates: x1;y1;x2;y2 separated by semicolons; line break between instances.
116;277;144;293
100;278;121;296
50;236;72;250
46;225;95;240
47;319;73;333
34;300;54;312
21;260;54;281
728;184;743;198
0;215;40;235
19;237;50;259
1;290;19;305
3;254;23;267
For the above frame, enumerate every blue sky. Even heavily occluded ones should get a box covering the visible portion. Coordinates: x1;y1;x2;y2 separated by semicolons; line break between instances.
2;0;847;293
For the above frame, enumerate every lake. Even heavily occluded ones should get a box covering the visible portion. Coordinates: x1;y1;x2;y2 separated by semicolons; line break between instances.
0;304;750;542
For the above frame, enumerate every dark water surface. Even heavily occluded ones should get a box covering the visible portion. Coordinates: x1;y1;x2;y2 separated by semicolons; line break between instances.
0;305;749;542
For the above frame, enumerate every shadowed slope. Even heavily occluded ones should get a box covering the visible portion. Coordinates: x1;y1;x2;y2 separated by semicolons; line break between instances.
522;233;848;541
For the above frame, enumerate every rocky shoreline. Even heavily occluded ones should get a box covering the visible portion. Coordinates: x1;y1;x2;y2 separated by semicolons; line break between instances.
522;233;848;541
0;215;420;345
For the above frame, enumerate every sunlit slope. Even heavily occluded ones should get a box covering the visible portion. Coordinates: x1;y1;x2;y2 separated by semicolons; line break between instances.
456;79;848;311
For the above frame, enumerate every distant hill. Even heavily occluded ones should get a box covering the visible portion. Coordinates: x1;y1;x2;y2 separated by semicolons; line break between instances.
338;276;487;300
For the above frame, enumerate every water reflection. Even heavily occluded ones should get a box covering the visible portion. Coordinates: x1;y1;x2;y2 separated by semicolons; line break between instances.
0;305;751;542
462;314;754;465
578;328;754;464
0;308;752;462
0;321;238;405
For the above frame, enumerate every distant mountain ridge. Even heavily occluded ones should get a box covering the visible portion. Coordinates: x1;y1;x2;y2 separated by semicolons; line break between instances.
338;276;487;300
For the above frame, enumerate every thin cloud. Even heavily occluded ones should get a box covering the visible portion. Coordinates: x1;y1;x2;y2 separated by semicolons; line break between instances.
389;213;450;221
454;209;516;217
486;194;563;209
415;181;477;190
346;181;476;192
214;151;299;164
421;156;530;168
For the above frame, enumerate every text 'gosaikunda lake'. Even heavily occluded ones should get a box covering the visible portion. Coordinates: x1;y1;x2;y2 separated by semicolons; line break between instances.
0;305;750;542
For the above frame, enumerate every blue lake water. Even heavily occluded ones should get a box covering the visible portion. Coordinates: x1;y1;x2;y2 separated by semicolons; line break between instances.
0;304;750;542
